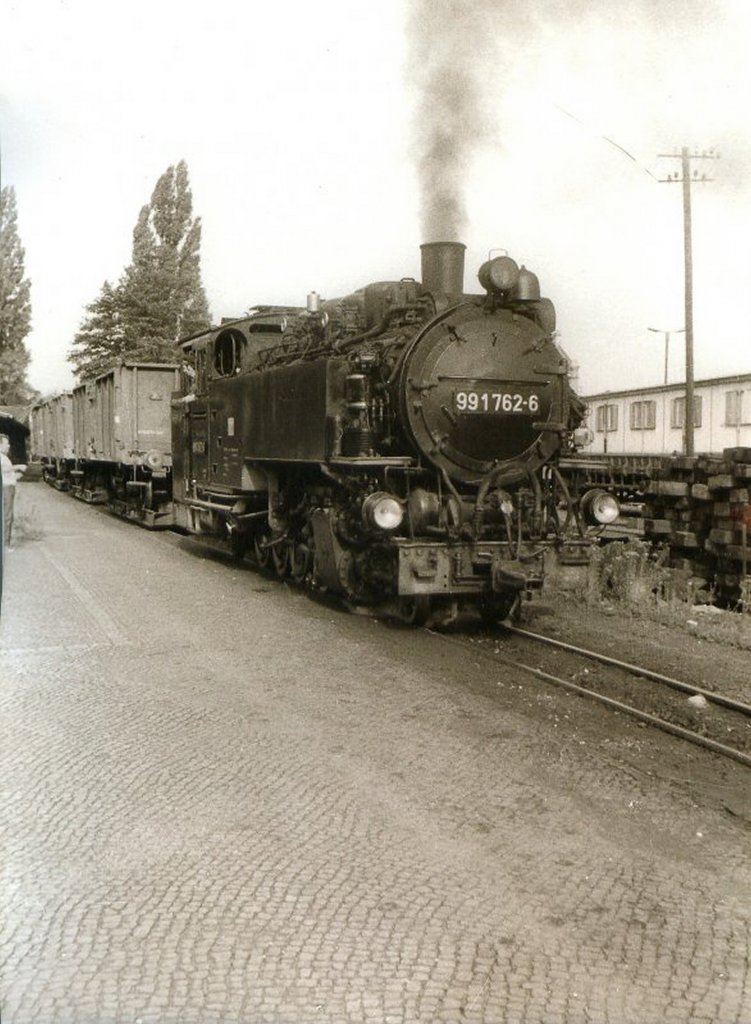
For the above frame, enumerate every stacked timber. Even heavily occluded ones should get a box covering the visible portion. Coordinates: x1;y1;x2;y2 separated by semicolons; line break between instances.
642;447;751;596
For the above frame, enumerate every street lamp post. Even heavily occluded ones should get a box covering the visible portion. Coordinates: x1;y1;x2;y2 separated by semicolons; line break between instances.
648;327;685;385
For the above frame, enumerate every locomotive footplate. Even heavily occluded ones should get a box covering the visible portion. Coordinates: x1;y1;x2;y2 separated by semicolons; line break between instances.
395;540;544;597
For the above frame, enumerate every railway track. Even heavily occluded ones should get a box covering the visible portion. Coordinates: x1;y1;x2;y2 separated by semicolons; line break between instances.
430;623;751;768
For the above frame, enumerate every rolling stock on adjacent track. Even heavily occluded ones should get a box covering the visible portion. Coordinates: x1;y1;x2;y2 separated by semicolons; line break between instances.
31;242;621;624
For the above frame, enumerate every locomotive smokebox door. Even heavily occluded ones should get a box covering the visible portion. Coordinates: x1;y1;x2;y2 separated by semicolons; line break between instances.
398;302;565;485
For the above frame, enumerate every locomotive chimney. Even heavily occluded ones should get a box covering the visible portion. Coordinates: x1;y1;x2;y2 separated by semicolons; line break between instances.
420;242;466;296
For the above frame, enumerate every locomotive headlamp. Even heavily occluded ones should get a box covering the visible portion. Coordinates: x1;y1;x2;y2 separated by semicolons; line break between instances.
580;488;620;526
362;492;404;532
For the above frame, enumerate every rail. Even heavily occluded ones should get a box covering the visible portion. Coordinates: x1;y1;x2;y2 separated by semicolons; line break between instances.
428;625;751;768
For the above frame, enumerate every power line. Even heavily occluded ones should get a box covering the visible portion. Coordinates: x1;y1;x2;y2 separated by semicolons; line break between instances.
553;104;658;179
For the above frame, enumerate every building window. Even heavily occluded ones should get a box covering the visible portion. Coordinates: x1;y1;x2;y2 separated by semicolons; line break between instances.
595;403;618;432
671;395;702;429
725;390;743;426
630;400;656;430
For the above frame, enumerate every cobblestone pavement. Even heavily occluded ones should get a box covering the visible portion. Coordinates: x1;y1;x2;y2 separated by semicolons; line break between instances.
1;484;749;1024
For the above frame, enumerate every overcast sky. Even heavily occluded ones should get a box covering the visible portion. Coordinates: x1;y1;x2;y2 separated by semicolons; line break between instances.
2;0;750;397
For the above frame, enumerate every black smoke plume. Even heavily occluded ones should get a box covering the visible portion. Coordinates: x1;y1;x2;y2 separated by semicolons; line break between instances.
406;0;501;242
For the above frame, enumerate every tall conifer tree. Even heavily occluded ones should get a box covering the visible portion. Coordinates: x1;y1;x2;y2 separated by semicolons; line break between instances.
70;161;211;379
0;186;34;403
68;282;127;381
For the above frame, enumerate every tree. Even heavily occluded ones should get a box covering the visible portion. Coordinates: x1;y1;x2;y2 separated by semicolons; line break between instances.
67;282;127;381
69;160;211;380
0;186;34;403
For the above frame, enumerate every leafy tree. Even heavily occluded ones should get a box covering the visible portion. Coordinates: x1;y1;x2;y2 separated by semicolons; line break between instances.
0;186;34;403
69;160;211;379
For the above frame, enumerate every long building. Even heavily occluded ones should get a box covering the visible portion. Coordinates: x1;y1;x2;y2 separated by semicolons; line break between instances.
581;373;751;456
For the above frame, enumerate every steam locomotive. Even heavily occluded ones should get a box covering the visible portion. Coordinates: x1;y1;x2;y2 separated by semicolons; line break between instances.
167;242;618;623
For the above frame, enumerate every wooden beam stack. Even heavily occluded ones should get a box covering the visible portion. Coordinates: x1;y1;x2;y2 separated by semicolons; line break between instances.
642;447;751;598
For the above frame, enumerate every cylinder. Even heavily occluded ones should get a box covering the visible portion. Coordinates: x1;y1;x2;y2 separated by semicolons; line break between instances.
420;242;466;296
341;427;374;457
478;255;519;295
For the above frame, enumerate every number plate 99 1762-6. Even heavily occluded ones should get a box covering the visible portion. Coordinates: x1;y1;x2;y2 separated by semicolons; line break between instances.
454;390;541;414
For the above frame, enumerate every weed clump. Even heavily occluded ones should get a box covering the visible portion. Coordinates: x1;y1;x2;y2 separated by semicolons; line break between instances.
584;539;671;610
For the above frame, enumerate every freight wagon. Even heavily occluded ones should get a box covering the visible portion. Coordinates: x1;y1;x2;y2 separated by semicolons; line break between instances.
30;391;74;487
31;362;179;526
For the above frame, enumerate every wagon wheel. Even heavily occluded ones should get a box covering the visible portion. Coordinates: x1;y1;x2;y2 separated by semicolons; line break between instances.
397;594;431;627
289;541;311;584
111;471;126;500
478;592;519;627
271;540;289;578
253;533;271;570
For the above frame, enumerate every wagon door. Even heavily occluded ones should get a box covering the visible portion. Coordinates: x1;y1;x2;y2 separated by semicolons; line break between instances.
129;365;178;464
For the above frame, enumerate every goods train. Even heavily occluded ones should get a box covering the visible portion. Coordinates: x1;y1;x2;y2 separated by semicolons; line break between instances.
31;242;622;624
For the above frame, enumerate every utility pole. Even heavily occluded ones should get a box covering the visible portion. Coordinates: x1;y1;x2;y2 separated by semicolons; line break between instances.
648;327;684;385
658;147;718;456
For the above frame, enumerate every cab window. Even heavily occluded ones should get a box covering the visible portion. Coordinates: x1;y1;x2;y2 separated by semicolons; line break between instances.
214;329;246;376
